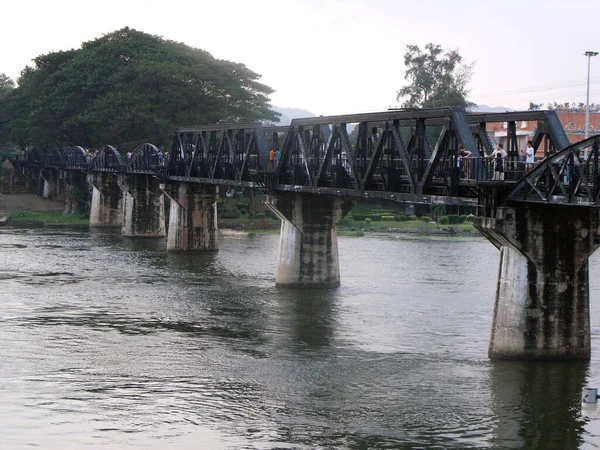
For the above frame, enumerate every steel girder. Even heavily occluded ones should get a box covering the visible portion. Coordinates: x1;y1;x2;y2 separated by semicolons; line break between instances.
508;136;600;205
167;123;273;181
14;108;571;205
128;143;161;173
89;145;124;172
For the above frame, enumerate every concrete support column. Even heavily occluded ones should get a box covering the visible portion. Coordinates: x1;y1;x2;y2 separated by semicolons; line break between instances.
161;183;219;251
41;169;57;199
62;171;88;214
265;193;355;288
88;173;123;227
474;205;600;360
119;174;166;237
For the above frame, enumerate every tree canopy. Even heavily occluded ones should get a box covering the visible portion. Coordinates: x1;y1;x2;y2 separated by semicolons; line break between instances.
0;73;16;152
396;43;474;109
2;27;279;151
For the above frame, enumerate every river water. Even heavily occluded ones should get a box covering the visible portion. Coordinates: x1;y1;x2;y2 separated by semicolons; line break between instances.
2;225;600;449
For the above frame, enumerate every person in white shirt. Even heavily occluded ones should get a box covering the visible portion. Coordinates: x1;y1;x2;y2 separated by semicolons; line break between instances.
489;143;508;181
522;140;535;172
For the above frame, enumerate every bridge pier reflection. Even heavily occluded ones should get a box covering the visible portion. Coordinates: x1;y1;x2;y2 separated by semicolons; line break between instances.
265;193;354;288
490;360;587;449
475;205;600;360
161;182;218;251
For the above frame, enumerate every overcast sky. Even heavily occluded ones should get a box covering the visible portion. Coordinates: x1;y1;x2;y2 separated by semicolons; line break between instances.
2;0;599;116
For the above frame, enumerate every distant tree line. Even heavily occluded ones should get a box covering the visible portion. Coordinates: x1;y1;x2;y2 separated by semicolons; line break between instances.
0;27;279;155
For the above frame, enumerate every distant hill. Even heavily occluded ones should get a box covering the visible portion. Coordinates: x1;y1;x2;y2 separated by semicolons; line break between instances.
471;104;516;113
270;106;316;125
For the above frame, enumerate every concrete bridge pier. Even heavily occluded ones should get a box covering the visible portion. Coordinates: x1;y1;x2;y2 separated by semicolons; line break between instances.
119;174;166;237
161;183;219;251
265;193;355;288
88;173;124;227
40;169;59;199
62;171;88;214
474;205;600;360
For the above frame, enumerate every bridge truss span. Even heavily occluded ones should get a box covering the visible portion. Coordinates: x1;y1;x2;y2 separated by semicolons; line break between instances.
508;135;600;206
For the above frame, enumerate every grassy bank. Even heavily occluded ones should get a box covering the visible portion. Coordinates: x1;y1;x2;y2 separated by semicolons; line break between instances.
3;193;478;236
8;210;90;225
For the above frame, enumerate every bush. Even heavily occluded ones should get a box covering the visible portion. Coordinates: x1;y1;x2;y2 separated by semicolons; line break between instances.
438;216;449;225
408;215;417;221
448;214;462;224
381;215;395;221
221;208;241;219
370;215;382;221
421;216;431;222
235;204;249;214
394;214;407;222
352;214;368;221
338;217;355;227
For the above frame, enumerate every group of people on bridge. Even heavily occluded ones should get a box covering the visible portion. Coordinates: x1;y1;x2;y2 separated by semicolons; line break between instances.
268;148;281;170
458;140;536;182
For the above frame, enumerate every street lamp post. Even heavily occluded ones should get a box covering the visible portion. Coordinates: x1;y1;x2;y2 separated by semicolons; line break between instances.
584;51;598;140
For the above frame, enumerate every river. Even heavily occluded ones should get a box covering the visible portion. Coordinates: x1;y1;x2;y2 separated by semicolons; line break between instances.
2;225;600;449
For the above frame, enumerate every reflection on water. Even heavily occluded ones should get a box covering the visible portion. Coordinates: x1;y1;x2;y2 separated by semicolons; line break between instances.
276;288;339;349
491;361;588;449
2;226;600;448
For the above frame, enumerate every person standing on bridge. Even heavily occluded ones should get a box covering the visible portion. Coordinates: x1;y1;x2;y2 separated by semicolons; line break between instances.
275;148;281;168
522;140;535;172
269;148;276;170
457;145;472;178
489;143;507;181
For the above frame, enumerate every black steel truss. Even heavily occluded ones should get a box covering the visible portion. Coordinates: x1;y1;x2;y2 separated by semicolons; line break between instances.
508;136;600;205
14;108;571;205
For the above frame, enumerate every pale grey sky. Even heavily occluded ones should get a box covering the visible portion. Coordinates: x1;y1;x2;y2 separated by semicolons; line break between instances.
2;0;599;116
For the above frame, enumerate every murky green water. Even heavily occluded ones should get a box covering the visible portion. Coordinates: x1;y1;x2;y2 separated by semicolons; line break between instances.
2;226;600;449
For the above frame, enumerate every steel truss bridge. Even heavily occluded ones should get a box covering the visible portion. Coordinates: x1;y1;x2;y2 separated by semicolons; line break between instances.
15;107;600;214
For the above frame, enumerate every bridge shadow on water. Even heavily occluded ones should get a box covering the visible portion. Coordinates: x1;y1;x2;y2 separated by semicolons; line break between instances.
489;360;589;450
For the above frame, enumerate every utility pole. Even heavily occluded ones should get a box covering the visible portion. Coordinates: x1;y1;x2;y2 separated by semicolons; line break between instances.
584;51;598;140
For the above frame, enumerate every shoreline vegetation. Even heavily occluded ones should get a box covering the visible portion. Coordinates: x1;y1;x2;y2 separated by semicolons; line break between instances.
1;193;479;237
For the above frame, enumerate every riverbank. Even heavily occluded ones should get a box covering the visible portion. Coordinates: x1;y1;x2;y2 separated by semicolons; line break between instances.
0;193;478;236
0;193;63;213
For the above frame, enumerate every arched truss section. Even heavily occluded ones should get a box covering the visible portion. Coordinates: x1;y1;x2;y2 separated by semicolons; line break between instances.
45;148;65;168
27;149;43;167
168;123;271;181
64;146;88;169
128;143;161;172
508;135;600;205
89;145;124;171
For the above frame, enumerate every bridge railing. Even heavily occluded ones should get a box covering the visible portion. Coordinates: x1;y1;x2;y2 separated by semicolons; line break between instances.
460;157;528;182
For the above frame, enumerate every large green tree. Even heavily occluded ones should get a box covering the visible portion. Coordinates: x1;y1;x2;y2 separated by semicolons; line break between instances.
396;43;474;109
7;27;279;150
0;73;16;153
